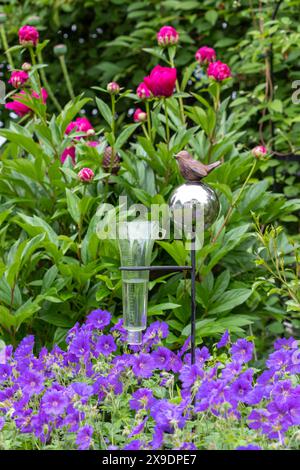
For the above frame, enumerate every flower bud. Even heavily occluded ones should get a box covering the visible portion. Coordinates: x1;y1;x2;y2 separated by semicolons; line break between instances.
207;60;231;81
102;146;121;175
136;82;152;100
78;167;94;182
107;82;120;95
53;44;67;57
21;62;31;71
18;25;39;47
0;13;7;24
133;108;147;123
195;46;216;65
252;145;267;159
86;128;95;137
8;70;29;88
157;26;179;47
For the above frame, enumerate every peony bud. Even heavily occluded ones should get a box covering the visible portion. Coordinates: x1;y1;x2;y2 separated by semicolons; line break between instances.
18;25;39;47
86;128;95;136
107;82;120;95
252;146;267;159
207;60;231;81
102;146;121;175
78;167;94;182
21;62;31;71
8;70;29;88
136;82;152;100
0;13;7;24
53;44;67;57
157;26;179;47
195;46;216;64
133;108;147;122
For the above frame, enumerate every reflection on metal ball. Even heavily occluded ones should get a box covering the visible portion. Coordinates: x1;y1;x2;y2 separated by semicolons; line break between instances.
168;182;220;230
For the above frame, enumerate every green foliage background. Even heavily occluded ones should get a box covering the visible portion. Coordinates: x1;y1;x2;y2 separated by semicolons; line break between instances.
0;0;299;355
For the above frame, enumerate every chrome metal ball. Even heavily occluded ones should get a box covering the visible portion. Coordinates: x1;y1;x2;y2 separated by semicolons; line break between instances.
169;182;220;230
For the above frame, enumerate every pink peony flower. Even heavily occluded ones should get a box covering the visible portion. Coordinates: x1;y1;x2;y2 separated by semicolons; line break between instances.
107;82;120;94
252;146;267;158
18;25;39;46
207;61;231;81
78;167;94;182
157;26;179;46
144;65;177;98
136;82;152;100
133;108;147;123
195;46;216;64
65;117;94;138
60;147;76;165
8;70;29;88
5;88;47;117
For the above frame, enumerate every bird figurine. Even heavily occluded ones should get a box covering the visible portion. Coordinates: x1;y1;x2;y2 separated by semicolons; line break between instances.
175;150;221;182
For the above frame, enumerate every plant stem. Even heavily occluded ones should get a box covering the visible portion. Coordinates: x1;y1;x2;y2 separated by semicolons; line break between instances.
164;98;170;147
37;50;62;112
145;100;152;143
59;55;75;100
212;159;257;243
0;24;14;69
29;46;42;91
169;53;185;124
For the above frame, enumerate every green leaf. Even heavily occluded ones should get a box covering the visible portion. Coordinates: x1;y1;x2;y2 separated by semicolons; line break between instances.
209;288;252;314
95;97;113;126
115;123;140;149
66;189;81;225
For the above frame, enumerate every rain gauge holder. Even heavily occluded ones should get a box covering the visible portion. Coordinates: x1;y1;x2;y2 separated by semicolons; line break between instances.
118;182;220;365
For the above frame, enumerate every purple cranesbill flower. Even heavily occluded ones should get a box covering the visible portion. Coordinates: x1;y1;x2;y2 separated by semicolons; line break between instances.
76;425;93;450
228;378;252;403
65;322;80;344
271;380;295;405
245;385;265;405
0;364;12;383
236;444;261;450
221;361;241;381
178;337;191;358
168;352;183;373
151;346;171;370
129;388;155;411
230;339;253;364
247;409;270;430
185;346;211;365
31;411;52;444
151;399;186;432
110;318;127;341
68;331;91;360
129;417;148;438
62;407;83;432
86;309;111;331
150;425;163;449
143;321;169;345
94;334;117;357
179;364;203;388
0;416;5;431
42;390;69;416
178;442;197;450
123;439;143;450
274;337;296;350
217;330;230;349
71;382;93;403
266;349;291;371
287;397;300;425
132;353;154;378
13;409;34;433
18;370;44;397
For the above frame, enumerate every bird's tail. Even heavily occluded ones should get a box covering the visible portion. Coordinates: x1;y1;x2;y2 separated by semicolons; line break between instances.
206;160;221;171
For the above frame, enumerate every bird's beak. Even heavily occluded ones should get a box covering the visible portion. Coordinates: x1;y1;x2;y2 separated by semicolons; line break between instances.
174;154;179;160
